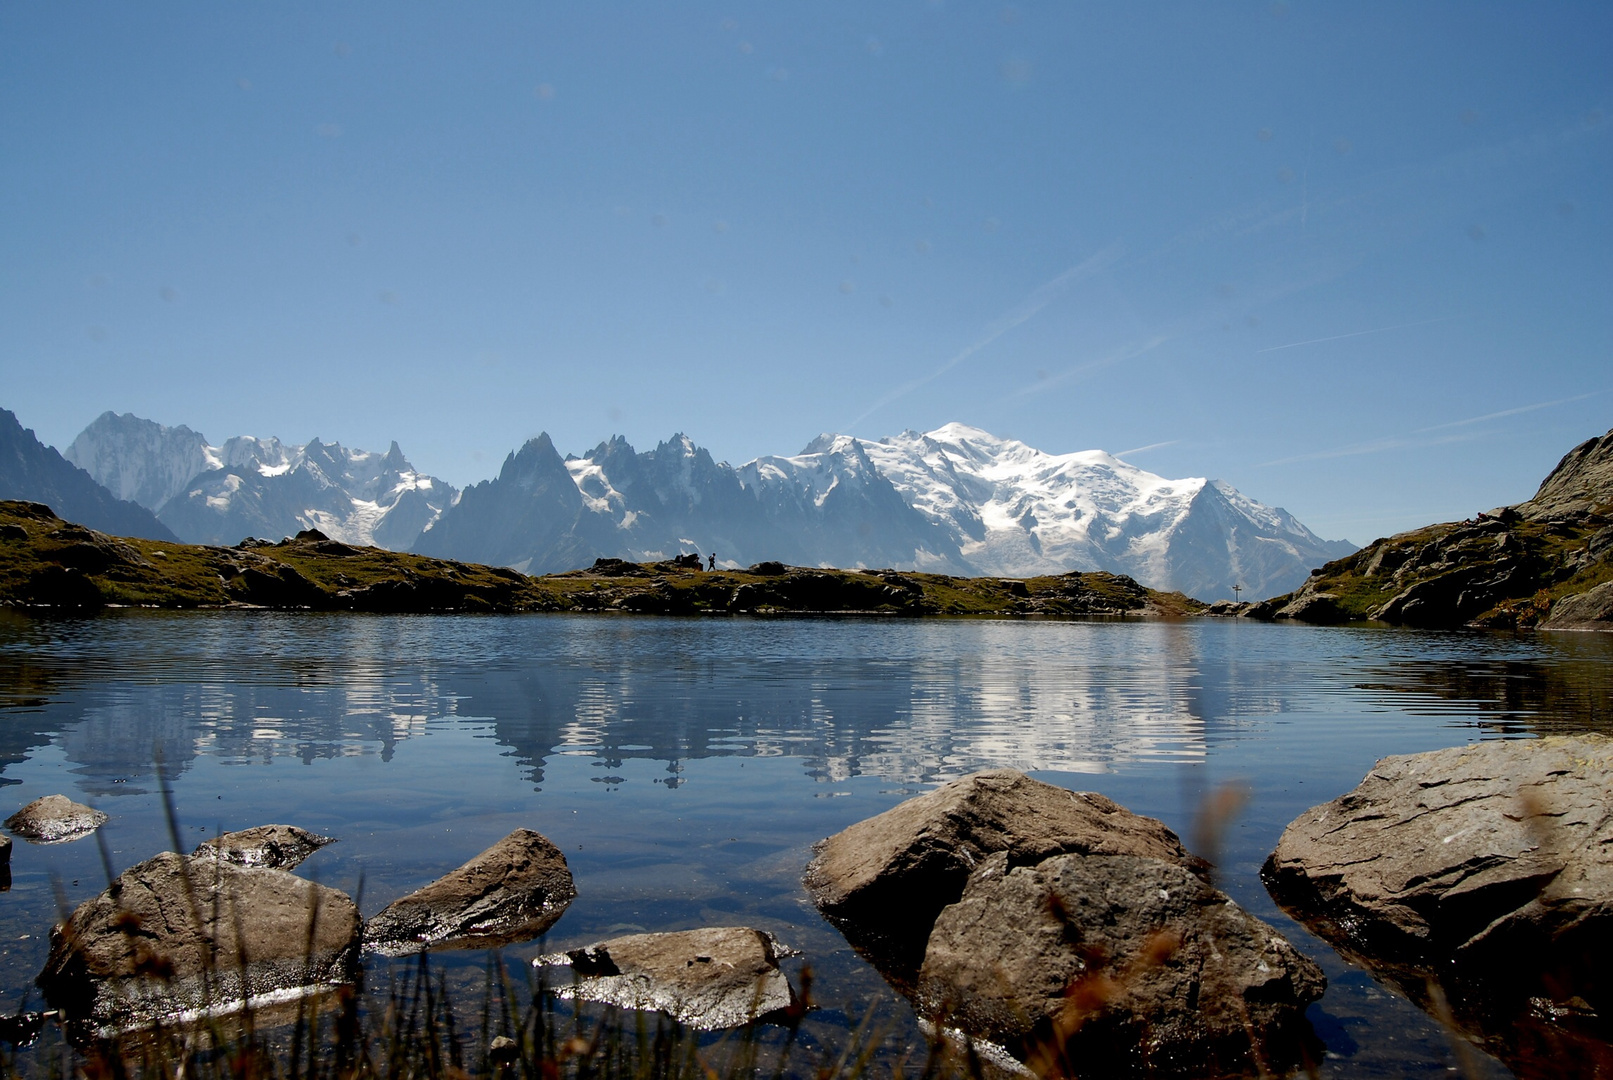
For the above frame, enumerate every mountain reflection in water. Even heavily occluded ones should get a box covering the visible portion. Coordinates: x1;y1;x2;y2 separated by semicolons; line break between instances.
0;610;1608;1077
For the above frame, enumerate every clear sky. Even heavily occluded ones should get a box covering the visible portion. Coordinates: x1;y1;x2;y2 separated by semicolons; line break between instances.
2;2;1608;544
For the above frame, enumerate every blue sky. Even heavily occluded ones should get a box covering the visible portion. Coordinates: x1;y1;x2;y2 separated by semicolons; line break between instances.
2;2;1608;544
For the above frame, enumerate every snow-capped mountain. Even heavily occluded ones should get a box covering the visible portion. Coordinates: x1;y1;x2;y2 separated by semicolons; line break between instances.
417;423;1354;599
849;423;1355;600
65;412;455;548
0;408;176;541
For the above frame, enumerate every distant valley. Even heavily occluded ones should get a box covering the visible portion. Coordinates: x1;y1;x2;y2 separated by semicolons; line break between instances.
12;409;1357;602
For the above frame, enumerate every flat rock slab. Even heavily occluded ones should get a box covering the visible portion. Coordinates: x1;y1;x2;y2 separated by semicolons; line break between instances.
1542;580;1613;630
193;824;334;870
920;852;1324;1077
5;794;107;844
365;828;576;955
1263;734;1613;1075
37;851;360;1035
537;927;796;1029
804;769;1207;982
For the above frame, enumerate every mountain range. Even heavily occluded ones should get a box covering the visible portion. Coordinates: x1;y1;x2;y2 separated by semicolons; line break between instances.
0;409;175;541
45;411;1353;601
65;412;455;549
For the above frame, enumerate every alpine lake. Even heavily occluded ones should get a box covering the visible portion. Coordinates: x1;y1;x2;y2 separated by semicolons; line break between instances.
1;609;1609;1077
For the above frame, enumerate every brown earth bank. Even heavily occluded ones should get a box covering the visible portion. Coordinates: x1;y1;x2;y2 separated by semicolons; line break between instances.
1209;427;1613;630
0;500;1202;618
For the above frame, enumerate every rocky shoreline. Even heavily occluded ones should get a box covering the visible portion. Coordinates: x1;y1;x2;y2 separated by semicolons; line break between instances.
7;739;1604;1074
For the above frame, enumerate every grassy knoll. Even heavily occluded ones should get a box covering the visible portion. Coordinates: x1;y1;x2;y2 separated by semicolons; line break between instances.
0;501;1202;619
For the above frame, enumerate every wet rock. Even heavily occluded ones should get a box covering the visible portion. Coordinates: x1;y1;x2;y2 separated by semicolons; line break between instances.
193;824;335;870
1275;591;1345;623
365;829;576;955
537;927;796;1029
5;794;107;844
37;851;360;1035
919;851;1324;1077
803;770;1207;986
1541;580;1613;630
1;834;10;866
1263;735;1613;1075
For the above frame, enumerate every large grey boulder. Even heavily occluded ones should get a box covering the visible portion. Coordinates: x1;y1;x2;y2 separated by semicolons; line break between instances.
365;829;576;955
803;770;1207;984
193;824;335;870
5;794;107;844
920;852;1325;1078
1263;735;1613;1074
1541;580;1613;630
537;927;797;1029
37;851;360;1035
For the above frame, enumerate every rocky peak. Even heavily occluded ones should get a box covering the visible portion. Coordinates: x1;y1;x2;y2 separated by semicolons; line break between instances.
1519;427;1613;521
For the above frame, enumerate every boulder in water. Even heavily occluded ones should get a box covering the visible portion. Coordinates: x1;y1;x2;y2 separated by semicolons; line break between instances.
537;927;797;1029
193;824;335;870
365;829;576;955
6;794;107;844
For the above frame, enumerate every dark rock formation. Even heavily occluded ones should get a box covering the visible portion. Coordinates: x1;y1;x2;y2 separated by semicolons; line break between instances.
920;851;1324;1077
5;794;107;844
193;824;335;870
803;770;1208;986
1263;735;1613;1076
365;829;576;955
537;927;797;1029
37;851;360;1034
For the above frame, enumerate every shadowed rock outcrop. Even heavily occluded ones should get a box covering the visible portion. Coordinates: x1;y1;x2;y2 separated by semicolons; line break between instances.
37;851;360;1035
920;851;1324;1077
804;770;1208;987
365;829;576;955
193;824;335;870
1263;735;1613;1077
6;794;107;844
537;927;797;1029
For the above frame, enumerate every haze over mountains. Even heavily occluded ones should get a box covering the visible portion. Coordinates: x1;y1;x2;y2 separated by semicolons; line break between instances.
40;410;1354;601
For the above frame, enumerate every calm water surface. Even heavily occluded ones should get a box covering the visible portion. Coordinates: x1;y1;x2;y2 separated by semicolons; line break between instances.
2;611;1610;1077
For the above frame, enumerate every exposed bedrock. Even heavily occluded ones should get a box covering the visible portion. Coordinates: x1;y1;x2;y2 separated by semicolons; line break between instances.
805;770;1323;1076
365;828;576;955
1263;735;1613;1077
36;851;360;1035
536;926;797;1029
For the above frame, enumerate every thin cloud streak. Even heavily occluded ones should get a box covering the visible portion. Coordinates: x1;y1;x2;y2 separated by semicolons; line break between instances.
1116;439;1180;457
1256;432;1480;468
1414;390;1606;433
1254;317;1453;355
849;243;1124;428
996;333;1173;405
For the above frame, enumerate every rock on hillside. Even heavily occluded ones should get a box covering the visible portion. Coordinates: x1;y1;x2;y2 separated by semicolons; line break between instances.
0;409;175;542
1245;426;1613;629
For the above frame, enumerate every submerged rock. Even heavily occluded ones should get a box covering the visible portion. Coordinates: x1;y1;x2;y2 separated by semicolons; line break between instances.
193;824;335;870
807;771;1322;1075
365;828;576;955
803;769;1207;984
5;794;107;844
919;851;1324;1077
1263;735;1613;1076
37;851;360;1035
537;927;797;1029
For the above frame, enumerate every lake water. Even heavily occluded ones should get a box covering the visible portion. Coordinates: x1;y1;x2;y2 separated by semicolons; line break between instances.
2;611;1610;1076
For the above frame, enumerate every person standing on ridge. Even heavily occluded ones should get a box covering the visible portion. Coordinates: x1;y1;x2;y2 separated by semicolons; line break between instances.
708;553;717;571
